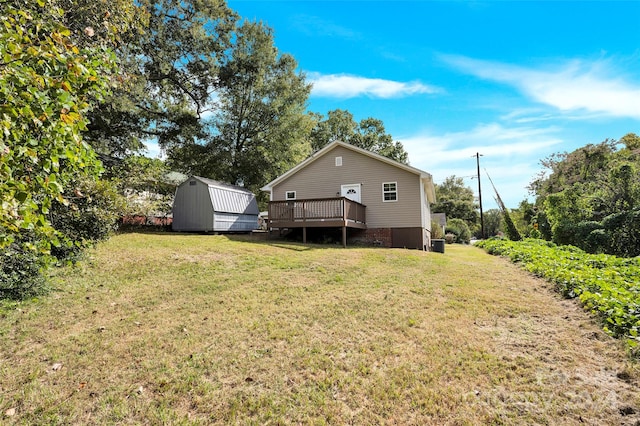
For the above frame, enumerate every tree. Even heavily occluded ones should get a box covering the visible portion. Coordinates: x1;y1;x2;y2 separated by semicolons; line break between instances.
529;133;640;254
510;200;537;238
83;0;238;157
620;132;640;151
445;218;471;244
55;0;142;49
309;109;357;151
432;176;479;228
49;176;126;262
1;0;117;297
482;209;503;238
114;156;176;217
310;109;409;164
353;118;408;164
529;140;616;203
0;0;116;248
167;21;314;201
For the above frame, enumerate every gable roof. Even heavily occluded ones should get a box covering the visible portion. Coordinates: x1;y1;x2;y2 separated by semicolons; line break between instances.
190;176;253;193
261;141;436;203
184;176;259;215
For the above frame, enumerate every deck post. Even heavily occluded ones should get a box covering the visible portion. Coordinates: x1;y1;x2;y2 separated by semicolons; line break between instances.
342;226;347;248
303;227;307;244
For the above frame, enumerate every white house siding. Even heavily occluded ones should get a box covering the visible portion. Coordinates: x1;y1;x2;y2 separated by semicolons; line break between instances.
272;145;423;229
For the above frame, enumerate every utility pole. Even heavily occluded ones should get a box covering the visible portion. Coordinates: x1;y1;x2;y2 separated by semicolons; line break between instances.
475;152;485;239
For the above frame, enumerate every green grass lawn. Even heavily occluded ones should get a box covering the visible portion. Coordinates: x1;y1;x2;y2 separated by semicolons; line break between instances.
1;233;639;425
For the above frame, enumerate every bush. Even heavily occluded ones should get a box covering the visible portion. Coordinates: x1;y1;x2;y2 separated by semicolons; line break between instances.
0;241;50;300
602;208;640;257
49;178;125;262
445;218;471;244
431;220;444;239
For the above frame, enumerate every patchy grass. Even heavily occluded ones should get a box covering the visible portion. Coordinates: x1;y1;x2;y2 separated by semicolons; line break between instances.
1;233;639;425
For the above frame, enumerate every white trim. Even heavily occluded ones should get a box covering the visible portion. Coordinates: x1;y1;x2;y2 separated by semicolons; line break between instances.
382;182;398;202
420;179;427;229
285;190;296;200
341;183;361;203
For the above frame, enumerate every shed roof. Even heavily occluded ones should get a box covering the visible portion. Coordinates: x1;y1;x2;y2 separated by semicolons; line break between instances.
186;176;259;215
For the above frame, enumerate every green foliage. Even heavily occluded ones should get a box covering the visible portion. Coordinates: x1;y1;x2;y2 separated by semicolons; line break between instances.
509;200;537;238
84;0;237;157
167;20;313;203
600;208;640;257
0;1;114;249
445;218;471;244
49;178;125;262
55;0;142;49
501;209;522;241
0;0;117;298
481;209;503;238
477;238;640;354
310;109;357;150
529;140;617;198
533;210;553;241
432;176;478;227
113;156;176;216
310;109;409;164
485;173;521;242
0;238;50;300
530;134;640;255
430;220;444;239
352;117;409;164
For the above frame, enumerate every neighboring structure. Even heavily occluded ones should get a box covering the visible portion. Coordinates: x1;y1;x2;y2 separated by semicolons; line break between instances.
261;141;436;249
431;213;447;235
172;176;259;232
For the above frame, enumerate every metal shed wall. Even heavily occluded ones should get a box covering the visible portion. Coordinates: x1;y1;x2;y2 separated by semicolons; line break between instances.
172;177;259;232
209;185;259;231
172;179;215;231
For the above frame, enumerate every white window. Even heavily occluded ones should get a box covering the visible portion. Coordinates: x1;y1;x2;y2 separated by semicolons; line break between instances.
382;182;397;202
285;191;296;200
335;156;343;167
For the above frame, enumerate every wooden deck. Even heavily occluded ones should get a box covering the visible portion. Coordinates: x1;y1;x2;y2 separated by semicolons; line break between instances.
267;197;366;246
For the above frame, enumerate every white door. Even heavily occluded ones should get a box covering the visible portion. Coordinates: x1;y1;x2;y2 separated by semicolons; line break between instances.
341;184;361;203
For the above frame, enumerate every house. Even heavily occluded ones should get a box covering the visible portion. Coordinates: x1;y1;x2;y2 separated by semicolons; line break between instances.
431;213;447;235
260;141;436;249
172;176;259;232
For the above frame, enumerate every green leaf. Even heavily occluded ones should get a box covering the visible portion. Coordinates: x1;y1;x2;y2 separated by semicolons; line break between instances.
15;191;29;203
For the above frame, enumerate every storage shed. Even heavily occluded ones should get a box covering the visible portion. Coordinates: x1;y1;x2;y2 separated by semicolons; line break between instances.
172;176;259;232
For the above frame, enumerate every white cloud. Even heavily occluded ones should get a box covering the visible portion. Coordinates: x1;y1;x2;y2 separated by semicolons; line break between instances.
309;73;442;99
400;123;562;164
441;54;640;120
399;123;563;208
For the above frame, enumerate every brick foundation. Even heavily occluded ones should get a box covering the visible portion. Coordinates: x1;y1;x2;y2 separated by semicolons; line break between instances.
350;228;393;247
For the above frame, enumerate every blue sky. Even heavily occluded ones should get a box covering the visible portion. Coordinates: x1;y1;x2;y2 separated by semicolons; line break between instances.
152;1;640;210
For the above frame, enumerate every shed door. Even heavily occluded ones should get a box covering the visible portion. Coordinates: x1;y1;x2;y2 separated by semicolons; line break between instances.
341;184;361;203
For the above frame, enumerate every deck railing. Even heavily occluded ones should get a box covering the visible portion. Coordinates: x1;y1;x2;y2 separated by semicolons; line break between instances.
268;197;366;227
